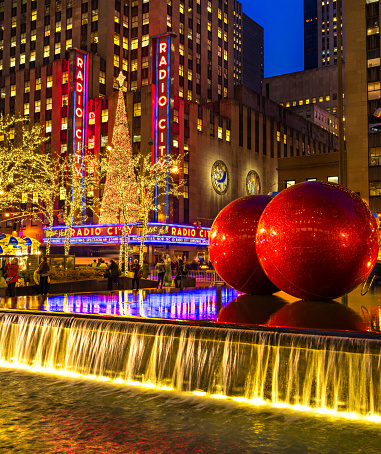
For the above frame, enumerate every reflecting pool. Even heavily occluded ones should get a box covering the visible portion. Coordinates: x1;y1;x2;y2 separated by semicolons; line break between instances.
1;368;381;454
0;287;240;321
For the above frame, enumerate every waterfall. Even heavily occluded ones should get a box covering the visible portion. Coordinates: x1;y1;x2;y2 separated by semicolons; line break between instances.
0;312;380;416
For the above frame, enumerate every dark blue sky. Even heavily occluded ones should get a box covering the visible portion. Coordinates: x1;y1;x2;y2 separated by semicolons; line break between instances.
240;0;304;78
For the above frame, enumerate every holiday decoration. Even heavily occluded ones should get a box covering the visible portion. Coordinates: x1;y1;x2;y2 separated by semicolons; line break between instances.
217;294;287;325
256;181;380;300
209;195;278;294
267;300;367;332
100;72;139;269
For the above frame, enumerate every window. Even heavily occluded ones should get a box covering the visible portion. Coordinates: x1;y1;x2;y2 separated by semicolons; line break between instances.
20;54;26;64
226;129;230;142
114;54;119;67
45;25;50;37
66;39;72;50
123;37;128;50
47;75;53;88
327;176;339;184
143;12;149;25
45;120;52;133
89;112;95;125
31;10;37;21
99;71;105;84
10;85;16;97
142;34;149;47
62;94;68;107
24;103;29;116
101;109;108;123
24;81;30;93
61;117;67;130
218;126;223;139
286;180;296;187
44;45;50;58
46;98;52;110
306;178;317;181
92;9;98;21
326;95;330;101
122;59;128;71
62;72;68;84
131;38;138;49
35;100;41;112
101;135;108;147
131;59;138;71
61;143;67;154
197;118;202;132
114;33;120;46
67;17;72;29
55;42;61;54
133;102;141;117
10;57;15;67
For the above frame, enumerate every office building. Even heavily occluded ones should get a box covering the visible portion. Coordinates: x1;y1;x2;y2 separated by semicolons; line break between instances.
304;0;344;70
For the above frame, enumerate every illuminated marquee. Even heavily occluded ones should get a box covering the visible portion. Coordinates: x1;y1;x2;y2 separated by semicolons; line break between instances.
69;49;89;221
151;33;175;221
43;223;210;247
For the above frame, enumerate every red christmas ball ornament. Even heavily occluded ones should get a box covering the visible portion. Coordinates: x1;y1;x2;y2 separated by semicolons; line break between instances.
209;195;278;294
267;300;367;332
256;181;379;300
217;294;287;325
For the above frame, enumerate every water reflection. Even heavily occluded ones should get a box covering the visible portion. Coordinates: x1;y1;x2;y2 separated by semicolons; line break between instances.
0;287;240;321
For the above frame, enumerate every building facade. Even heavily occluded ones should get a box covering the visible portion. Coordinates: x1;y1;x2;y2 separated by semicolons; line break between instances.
304;0;344;70
263;65;342;117
345;0;381;212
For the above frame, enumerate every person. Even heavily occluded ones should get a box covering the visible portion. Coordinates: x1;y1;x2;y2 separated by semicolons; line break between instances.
164;256;172;287
174;259;188;289
156;259;166;289
5;258;19;297
142;259;149;279
37;256;50;296
131;259;141;290
0;258;7;279
91;259;97;268
107;259;120;291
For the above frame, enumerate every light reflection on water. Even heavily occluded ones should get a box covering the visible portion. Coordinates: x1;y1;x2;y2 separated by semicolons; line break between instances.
1;367;381;454
0;287;241;321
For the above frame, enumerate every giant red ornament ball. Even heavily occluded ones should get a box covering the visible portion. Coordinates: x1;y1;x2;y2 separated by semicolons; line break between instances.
209;195;278;294
256;181;379;300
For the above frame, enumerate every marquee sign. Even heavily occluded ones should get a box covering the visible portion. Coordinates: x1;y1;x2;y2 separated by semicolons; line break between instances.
151;33;175;221
69;49;89;222
43;223;210;247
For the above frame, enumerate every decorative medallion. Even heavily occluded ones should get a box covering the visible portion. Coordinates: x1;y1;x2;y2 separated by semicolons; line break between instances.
211;160;229;195
246;170;261;195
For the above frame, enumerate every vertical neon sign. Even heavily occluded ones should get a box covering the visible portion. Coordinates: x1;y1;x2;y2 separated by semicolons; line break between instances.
69;49;89;222
151;33;175;222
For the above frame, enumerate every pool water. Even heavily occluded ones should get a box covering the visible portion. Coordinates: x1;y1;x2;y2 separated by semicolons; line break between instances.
1;368;381;454
0;287;241;321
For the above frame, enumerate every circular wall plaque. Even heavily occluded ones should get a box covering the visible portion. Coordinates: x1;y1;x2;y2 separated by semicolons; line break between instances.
246;170;261;195
211;160;229;195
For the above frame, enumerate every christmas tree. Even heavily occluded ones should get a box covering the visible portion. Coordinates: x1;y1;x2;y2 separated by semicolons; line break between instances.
100;72;139;226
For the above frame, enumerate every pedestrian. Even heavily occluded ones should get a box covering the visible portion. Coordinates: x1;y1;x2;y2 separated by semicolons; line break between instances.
131;259;141;290
5;258;19;297
142;259;149;279
164;256;173;287
107;259;120;290
37;256;50;296
156;259;166;289
174;259;187;289
91;259;97;268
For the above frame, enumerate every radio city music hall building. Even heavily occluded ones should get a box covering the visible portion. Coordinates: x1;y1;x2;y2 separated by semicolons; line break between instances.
0;0;338;263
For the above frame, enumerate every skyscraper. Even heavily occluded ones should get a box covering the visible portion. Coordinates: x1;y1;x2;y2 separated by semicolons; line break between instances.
304;0;344;70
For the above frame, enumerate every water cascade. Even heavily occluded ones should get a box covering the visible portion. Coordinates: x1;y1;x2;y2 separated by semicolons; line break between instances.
1;312;381;416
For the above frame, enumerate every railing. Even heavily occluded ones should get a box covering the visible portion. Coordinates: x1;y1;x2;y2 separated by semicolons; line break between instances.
147;269;223;283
